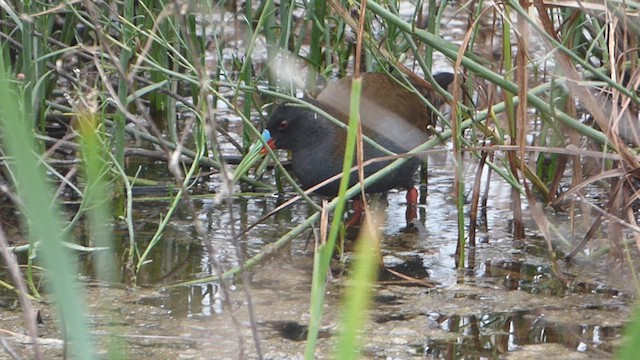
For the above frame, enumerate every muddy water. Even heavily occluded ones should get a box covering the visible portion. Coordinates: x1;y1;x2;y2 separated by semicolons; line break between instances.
0;4;635;360
0;149;632;359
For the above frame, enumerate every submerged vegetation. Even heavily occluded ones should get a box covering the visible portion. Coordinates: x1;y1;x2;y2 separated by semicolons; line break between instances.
1;0;640;358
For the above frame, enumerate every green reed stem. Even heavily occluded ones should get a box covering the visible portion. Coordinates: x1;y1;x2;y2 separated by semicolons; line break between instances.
0;51;95;359
306;0;326;90
135;134;207;272
305;77;363;360
365;0;613;147
334;219;380;358
116;0;135;170
178;83;559;287
618;305;640;360
279;0;294;48
77;112;117;283
19;2;34;127
505;0;639;104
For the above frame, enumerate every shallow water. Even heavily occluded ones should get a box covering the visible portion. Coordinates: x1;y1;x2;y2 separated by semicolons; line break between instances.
0;2;636;359
1;150;633;358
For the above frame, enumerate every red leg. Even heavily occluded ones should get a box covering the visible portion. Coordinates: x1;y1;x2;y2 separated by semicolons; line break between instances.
346;198;364;228
405;187;418;224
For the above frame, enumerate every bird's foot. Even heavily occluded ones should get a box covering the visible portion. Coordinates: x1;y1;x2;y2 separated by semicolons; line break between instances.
345;198;364;228
405;187;418;224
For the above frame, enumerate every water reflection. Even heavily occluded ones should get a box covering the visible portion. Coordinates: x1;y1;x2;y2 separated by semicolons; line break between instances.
0;160;630;358
424;310;618;356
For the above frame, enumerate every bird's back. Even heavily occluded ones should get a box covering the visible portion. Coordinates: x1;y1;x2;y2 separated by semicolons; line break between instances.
315;73;432;153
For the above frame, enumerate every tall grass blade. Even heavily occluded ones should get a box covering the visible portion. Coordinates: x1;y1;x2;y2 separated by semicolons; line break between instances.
0;50;94;359
305;77;363;360
334;216;380;359
618;304;640;360
75;103;117;283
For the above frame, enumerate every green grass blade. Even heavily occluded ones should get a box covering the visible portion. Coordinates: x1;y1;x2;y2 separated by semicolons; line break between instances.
0;50;95;359
334;220;380;359
617;304;640;360
305;76;363;360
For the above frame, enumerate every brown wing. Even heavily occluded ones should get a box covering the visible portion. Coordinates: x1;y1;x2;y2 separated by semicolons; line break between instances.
315;73;430;151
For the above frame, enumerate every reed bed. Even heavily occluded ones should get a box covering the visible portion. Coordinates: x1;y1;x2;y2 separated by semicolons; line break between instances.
1;0;640;358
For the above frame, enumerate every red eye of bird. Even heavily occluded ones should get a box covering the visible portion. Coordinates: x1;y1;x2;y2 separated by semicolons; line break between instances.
278;120;288;130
